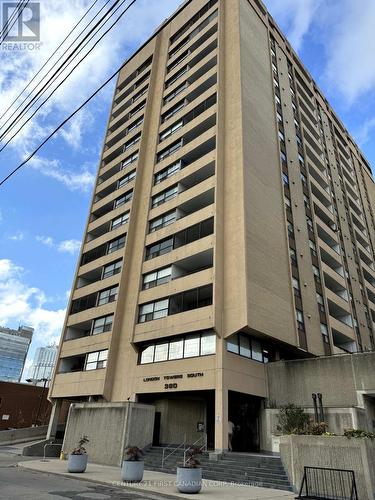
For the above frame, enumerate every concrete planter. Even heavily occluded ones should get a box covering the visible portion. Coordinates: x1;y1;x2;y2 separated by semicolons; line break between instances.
67;453;88;473
176;467;202;494
121;460;144;482
279;435;375;500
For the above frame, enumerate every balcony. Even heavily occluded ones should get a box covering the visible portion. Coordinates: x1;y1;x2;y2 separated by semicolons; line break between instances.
330;317;356;353
141;249;213;297
51;369;106;398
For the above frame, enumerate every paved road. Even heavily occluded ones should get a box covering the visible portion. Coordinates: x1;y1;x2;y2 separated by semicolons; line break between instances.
0;450;169;500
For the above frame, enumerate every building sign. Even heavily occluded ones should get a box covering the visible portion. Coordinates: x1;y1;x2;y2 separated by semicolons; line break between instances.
2;415;9;420
143;372;204;389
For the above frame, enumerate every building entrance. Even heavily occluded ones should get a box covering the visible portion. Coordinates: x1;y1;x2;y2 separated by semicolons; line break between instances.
228;390;262;452
138;390;215;449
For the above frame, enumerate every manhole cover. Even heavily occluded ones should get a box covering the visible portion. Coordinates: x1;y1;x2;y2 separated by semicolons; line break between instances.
76;494;111;499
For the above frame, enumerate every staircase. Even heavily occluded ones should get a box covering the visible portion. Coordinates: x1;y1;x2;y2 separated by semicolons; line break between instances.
143;446;293;491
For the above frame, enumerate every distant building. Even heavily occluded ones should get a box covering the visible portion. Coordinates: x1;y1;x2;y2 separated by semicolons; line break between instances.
27;344;58;385
0;325;33;383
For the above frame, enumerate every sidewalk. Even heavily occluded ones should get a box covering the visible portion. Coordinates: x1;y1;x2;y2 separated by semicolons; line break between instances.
19;458;295;499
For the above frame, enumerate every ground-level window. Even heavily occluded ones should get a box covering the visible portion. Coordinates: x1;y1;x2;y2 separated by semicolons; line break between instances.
139;331;216;364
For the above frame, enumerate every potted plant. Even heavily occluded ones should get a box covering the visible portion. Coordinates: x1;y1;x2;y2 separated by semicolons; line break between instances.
67;435;89;473
176;447;203;494
121;446;144;482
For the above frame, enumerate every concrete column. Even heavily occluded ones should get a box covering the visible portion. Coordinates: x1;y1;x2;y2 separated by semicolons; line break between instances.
214;388;228;452
46;399;62;439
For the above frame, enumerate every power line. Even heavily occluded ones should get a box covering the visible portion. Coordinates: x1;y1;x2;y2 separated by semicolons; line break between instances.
0;0;138;187
0;0;102;123
0;0;123;141
0;0;29;42
0;0;133;153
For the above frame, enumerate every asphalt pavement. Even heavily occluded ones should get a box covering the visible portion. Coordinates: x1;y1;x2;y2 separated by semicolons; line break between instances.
0;448;171;500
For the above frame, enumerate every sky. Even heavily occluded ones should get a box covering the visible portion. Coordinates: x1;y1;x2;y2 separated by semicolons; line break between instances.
0;0;374;380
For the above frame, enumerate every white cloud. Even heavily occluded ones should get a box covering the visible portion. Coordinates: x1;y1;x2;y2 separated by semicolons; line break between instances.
57;239;81;254
0;259;65;346
8;231;25;241
322;1;375;103
265;0;323;52
355;117;375;146
0;0;182;188
29;156;95;192
36;235;81;254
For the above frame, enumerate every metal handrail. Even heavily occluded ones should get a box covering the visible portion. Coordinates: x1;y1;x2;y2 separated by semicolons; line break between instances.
161;433;186;469
42;443;62;461
183;433;207;466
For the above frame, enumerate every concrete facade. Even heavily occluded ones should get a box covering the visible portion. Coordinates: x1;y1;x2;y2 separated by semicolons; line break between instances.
49;0;375;454
62;402;155;466
279;435;375;500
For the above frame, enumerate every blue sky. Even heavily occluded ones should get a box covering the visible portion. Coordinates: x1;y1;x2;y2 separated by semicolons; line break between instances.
0;0;374;379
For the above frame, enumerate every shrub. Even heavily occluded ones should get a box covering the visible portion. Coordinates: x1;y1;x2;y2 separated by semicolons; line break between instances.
276;404;310;435
308;422;329;435
344;428;375;440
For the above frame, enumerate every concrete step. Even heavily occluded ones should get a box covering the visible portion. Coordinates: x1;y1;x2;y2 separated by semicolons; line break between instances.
143;447;292;492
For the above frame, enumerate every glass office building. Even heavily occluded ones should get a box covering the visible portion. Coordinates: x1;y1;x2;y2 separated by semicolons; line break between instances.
0;326;34;382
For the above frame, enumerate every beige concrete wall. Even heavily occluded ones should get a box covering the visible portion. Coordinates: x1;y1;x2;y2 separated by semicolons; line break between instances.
266;352;375;408
62;402;154;466
154;398;206;445
280;435;375;500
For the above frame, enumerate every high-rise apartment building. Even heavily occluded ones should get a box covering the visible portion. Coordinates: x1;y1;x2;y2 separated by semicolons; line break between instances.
27;344;58;385
49;0;375;452
0;325;34;382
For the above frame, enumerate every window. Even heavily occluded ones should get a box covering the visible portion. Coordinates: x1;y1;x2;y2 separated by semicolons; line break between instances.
164;82;188;104
152;185;179;207
292;277;301;296
309;240;317;257
127;116;143;134
145;237;174;260
85;350;108;370
313;265;321;283
226;333;269;363
320;323;328;336
296;309;305;331
278;130;285;143
169;339;183;359
92;315;114;335
114;191;133;209
118;170;136;189
162;101;185;122
290;247;297;265
154;160;183;184
122;152;138;169
298;153;305;167
184;334;200;358
165;65;189;88
138;299;169;322
149;211;176;232
168;49;190;72
169;0;218;44
124;133;141;152
282;173;289;186
288;221;294;237
142;266;172;289
154;343;169;362
160;121;183;142
280;151;287;165
157;139;183;162
97;286;118;306
112;212;130;230
107;235;125;254
300;172;307;186
306;216;313;231
139;331;216;364
285;197;291;208
102;260;122;279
